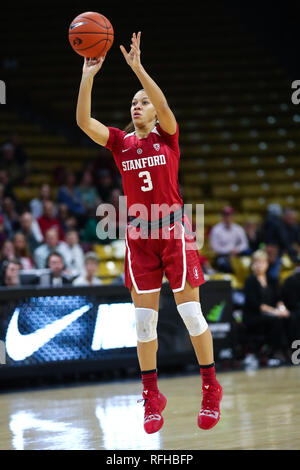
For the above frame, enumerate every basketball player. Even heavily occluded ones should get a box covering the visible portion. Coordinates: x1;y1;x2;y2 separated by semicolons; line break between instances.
76;32;222;434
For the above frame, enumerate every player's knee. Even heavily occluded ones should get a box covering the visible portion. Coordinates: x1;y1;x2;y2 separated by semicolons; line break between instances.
135;308;158;342
177;301;208;336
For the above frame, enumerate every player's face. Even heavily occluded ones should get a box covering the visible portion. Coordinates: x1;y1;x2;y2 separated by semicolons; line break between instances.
131;91;156;127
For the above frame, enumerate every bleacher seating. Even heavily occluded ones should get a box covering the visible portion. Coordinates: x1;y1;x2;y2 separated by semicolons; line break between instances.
1;2;299;285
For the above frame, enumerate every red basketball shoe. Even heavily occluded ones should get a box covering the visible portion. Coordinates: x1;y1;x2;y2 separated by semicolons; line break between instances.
197;382;223;430
138;390;167;434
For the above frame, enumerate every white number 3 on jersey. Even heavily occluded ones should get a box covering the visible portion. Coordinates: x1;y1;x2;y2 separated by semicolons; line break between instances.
139;171;153;192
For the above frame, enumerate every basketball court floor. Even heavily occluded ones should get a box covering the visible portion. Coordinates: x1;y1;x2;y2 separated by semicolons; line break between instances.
0;366;299;450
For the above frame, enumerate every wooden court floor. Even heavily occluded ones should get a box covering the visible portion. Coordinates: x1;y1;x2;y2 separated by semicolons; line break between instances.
0;366;299;450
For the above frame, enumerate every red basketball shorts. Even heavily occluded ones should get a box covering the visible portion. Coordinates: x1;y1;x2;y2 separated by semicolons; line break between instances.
124;214;205;293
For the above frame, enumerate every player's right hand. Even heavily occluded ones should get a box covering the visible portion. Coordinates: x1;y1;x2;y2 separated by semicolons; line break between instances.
82;56;105;78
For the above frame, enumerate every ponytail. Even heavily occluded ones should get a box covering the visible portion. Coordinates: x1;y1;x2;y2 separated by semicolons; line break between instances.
123;121;135;134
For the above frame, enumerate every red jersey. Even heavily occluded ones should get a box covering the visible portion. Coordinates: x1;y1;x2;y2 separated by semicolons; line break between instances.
105;123;183;219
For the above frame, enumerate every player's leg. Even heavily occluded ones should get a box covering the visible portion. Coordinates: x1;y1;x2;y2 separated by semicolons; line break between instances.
174;281;214;366
174;281;223;430
131;286;160;373
162;217;222;430
131;286;167;434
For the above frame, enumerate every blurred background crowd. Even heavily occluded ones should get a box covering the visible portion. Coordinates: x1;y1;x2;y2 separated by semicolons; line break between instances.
1;0;300;369
1;134;300;368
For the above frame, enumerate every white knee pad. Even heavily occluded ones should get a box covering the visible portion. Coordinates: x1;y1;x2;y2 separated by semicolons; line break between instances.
177;301;208;336
135;308;158;343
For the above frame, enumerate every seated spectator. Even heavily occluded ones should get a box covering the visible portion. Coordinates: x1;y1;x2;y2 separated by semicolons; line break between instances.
281;208;300;256
63;229;85;278
30;183;54;219
37;200;64;241
96;169;114;202
0;169;17;202
0;143;23;184
265;243;282;281
74;170;101;214
57;203;80;233
0;239;16;264
0;259;22;287
110;271;125;286
12;232;34;270
209;206;249;273
243;249;291;363
57;170;85;216
243;218;260;254
257;204;298;262
1;196;20;235
7;133;28;169
34;227;68;269
46;252;72;286
73;252;102;286
57;203;70;233
0;213;8;247
281;255;300;345
80;215;111;245
19;211;43;253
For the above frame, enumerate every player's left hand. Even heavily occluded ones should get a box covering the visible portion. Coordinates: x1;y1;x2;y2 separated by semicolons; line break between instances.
120;32;142;71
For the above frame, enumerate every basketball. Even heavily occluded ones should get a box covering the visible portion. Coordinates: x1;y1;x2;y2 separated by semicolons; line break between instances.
68;12;114;58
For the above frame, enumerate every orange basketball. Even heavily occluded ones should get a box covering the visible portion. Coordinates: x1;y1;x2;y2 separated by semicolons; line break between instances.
68;12;114;58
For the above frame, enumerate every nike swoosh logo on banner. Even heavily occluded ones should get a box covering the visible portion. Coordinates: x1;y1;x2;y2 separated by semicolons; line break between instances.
6;305;91;361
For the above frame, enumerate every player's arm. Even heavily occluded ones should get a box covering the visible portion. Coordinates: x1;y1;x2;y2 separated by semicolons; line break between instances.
76;57;109;146
120;32;177;136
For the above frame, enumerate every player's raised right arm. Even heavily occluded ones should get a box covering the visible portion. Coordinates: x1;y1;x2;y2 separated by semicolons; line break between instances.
76;57;109;147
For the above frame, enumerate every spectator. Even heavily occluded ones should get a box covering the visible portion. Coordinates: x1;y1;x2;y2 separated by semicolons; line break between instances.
209;206;249;273
0;240;16;264
0;214;8;247
281;208;300;255
80;215;111;245
244;218;260;254
30;183;54;219
1;259;21;287
46;252;72;286
57;203;79;233
0;143;22;184
257;204;298;262
265;243;282;281
57;170;85;216
110;272;125;286
281;255;300;345
12;232;34;270
19;211;43;253
243;249;291;363
37;200;64;240
63;229;85;278
75;170;101;214
57;203;70;233
96;169;114;202
33;227;68;269
1;196;20;235
73;252;102;286
8;133;28;169
0;169;17;202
